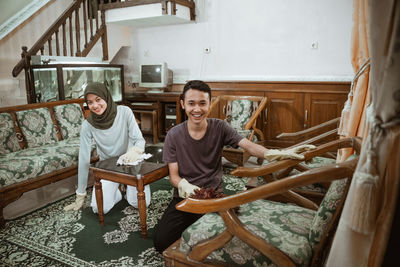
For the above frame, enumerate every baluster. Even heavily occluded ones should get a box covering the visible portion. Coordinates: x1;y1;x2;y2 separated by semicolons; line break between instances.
88;0;93;39
83;0;88;47
40;47;44;55
21;46;34;103
62;22;67;56
47;38;53;56
75;9;81;56
171;1;177;15
69;15;74;56
55;29;60;56
94;0;99;31
161;0;168;15
100;8;108;61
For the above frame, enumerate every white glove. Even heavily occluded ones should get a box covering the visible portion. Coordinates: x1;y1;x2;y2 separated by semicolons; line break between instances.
122;146;144;164
64;192;86;211
178;179;200;198
264;144;316;161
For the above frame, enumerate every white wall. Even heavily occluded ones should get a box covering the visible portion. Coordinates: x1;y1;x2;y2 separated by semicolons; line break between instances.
129;0;354;84
0;0;32;25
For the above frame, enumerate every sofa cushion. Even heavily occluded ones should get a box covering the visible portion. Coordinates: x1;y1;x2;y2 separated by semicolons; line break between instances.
16;108;58;148
308;178;347;250
0;138;95;187
0;113;21;155
180;199;316;266
230;99;253;130
53;103;84;139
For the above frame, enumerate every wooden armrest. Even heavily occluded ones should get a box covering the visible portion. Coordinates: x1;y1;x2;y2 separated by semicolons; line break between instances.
287;129;338;148
276;117;340;141
176;157;357;214
231;137;361;177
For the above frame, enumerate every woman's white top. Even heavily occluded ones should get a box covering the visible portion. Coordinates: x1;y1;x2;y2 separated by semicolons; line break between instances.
77;105;145;193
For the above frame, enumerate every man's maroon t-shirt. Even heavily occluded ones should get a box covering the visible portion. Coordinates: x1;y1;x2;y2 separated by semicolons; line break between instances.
163;118;244;197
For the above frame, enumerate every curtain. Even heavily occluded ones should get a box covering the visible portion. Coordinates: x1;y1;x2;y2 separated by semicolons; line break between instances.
327;0;400;266
337;0;371;162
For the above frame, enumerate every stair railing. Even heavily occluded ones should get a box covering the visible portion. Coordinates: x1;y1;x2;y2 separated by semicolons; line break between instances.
100;0;196;21
12;0;108;102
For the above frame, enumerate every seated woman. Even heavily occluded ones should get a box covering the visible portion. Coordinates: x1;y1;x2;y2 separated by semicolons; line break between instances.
64;82;151;214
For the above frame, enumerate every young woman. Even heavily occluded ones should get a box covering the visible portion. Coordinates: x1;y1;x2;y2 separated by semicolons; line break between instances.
153;80;315;253
64;82;151;214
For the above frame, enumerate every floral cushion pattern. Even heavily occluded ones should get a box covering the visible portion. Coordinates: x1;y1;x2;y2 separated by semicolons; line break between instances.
180;199;316;266
308;178;347;250
0;138;95;187
16;108;58;148
0;113;21;155
230;99;253;130
53;103;84;139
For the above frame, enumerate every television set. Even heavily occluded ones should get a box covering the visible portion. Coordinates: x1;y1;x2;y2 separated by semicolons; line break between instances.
139;63;173;90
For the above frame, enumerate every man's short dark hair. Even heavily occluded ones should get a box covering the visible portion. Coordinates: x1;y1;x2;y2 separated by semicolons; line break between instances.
182;80;211;100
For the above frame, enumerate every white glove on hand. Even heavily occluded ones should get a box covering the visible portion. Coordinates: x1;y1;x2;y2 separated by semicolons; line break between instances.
264;144;316;161
122;146;144;164
178;179;200;198
64;192;86;211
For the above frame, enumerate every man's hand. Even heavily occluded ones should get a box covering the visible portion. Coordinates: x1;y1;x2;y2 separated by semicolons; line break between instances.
122;146;144;163
178;179;200;198
264;144;316;161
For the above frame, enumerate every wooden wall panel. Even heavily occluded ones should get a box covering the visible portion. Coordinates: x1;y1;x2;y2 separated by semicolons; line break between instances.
265;92;304;146
306;93;347;127
126;81;350;146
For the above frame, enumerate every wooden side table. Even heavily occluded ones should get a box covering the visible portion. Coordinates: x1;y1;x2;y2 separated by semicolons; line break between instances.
89;146;168;238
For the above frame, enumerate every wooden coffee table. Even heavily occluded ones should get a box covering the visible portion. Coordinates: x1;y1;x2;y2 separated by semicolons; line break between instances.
89;145;168;238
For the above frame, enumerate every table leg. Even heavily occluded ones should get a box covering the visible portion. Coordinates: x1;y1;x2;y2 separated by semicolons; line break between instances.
94;178;104;226
137;179;147;238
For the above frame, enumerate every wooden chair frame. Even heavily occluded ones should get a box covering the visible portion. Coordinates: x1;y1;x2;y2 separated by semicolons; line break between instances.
245;117;342;203
163;137;361;267
208;95;268;166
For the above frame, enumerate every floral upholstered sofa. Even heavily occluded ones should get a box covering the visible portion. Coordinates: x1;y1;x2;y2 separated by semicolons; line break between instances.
0;99;97;227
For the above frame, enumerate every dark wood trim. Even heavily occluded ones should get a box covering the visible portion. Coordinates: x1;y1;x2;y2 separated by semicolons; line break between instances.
204;81;350;94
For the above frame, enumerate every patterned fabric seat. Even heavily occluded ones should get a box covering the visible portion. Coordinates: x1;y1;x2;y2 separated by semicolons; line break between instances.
225;99;258;142
0;113;21;155
179;177;348;266
0;138;96;187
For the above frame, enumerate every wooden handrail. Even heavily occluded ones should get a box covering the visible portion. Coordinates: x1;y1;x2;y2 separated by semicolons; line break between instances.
100;0;196;20
100;0;195;11
12;0;108;78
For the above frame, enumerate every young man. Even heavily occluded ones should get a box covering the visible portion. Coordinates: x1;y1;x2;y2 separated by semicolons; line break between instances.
153;80;314;253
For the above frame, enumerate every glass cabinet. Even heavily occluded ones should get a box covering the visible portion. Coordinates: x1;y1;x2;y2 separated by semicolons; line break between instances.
30;64;124;103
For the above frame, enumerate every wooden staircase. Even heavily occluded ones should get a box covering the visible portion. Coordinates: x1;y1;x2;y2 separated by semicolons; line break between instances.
11;0;195;103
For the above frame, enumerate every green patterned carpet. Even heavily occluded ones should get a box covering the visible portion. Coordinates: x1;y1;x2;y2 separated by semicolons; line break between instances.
0;172;249;266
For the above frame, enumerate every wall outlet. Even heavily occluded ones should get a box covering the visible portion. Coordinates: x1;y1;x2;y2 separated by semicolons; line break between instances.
311;42;319;49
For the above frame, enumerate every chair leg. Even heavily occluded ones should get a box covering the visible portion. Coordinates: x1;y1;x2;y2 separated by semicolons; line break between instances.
152;110;159;143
